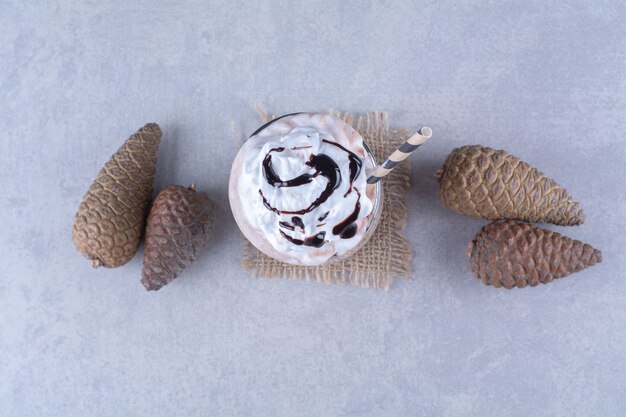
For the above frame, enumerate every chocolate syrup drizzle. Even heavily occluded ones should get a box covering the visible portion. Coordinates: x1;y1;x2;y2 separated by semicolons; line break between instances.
332;189;361;238
318;211;330;222
322;139;362;196
280;230;326;248
260;147;340;215
291;216;305;230
258;138;365;247
278;221;295;231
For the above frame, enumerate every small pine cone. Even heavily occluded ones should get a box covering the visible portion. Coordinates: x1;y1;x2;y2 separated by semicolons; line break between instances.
141;185;215;291
72;123;162;268
468;220;602;289
434;145;585;226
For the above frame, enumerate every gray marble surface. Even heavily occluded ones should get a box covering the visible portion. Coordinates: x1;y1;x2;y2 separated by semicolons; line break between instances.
1;1;625;416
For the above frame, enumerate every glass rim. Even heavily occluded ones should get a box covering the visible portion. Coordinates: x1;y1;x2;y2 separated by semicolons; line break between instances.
362;140;383;231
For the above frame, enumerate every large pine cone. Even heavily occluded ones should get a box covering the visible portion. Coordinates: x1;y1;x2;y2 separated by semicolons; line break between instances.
72;123;162;268
468;220;602;289
434;145;585;226
141;185;215;291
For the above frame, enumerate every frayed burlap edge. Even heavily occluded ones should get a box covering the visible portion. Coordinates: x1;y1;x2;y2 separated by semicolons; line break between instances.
241;110;412;289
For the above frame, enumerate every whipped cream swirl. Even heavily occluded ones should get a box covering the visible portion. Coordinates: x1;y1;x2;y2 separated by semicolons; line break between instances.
237;114;374;265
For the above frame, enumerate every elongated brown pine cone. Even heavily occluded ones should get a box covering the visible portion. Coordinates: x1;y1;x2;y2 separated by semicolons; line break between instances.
141;185;215;291
72;123;162;268
468;220;602;289
434;145;585;226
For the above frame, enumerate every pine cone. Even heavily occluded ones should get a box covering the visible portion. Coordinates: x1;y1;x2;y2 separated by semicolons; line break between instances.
141;185;215;291
72;123;162;268
468;220;602;289
434;145;585;226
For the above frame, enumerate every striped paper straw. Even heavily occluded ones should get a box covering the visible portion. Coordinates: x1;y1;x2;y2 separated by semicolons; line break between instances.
367;126;433;184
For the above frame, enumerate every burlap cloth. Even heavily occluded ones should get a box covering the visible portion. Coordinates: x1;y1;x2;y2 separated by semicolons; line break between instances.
240;110;412;289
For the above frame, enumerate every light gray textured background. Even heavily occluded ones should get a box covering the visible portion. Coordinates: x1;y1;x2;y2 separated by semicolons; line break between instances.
1;1;625;416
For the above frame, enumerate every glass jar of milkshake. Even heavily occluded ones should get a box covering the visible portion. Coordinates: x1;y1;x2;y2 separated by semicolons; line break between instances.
229;113;383;266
